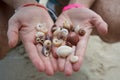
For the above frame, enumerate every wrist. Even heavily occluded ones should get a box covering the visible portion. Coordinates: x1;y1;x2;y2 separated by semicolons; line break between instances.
15;3;47;12
69;0;96;8
2;0;37;9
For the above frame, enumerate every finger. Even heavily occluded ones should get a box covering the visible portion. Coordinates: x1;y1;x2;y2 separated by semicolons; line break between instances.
91;16;108;35
36;44;54;76
64;46;75;76
50;55;58;72
7;18;20;48
72;29;92;71
23;42;45;72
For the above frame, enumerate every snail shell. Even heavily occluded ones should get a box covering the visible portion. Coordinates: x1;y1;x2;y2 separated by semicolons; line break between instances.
70;56;79;63
67;32;79;46
44;40;52;48
56;46;73;58
35;32;45;38
42;46;50;57
53;27;61;36
79;29;86;36
51;24;58;33
52;38;63;47
63;21;71;30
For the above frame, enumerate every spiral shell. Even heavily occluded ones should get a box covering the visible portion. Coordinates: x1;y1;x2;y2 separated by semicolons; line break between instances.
63;21;71;30
70;56;79;63
44;40;52;48
56;46;73;58
53;27;61;36
79;29;86;36
67;32;79;46
52;38;63;47
42;46;50;57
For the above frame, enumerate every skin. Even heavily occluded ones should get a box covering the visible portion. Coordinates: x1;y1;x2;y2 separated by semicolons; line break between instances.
0;0;120;76
54;0;108;75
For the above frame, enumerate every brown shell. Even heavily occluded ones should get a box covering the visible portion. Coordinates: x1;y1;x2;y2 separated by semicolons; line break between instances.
67;32;79;46
79;29;86;36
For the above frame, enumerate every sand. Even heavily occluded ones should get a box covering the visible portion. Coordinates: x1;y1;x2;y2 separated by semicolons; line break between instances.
0;36;120;80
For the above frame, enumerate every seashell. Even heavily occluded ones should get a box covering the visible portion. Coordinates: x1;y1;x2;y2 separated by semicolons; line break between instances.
44;40;52;48
53;27;61;36
35;32;45;38
52;38;63;47
56;46;73;58
36;23;46;31
79;29;86;36
42;46;50;57
36;37;45;45
57;28;69;40
70;56;79;63
63;21;71;30
67;32;79;46
74;25;80;33
39;26;48;34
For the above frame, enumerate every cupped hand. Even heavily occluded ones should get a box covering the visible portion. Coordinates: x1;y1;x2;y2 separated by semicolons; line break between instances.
53;7;108;76
7;6;57;76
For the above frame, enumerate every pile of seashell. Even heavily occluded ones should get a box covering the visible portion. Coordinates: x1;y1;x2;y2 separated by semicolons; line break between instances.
35;21;86;63
51;21;86;63
35;23;52;57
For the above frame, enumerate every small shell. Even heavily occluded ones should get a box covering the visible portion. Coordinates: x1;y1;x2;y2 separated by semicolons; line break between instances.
52;38;63;47
63;21;71;30
44;40;52;47
40;26;48;34
42;46;50;57
53;27;61;36
36;23;46;30
56;46;73;58
35;32;45;38
61;28;69;37
36;37;45;45
36;37;41;43
74;25;80;33
70;56;79;63
79;29;86;36
67;32;79;46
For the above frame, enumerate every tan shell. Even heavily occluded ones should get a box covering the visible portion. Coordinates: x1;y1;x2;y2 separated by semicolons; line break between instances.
53;28;61;36
70;56;79;63
35;32;45;38
52;38;63;47
44;40;52;47
79;29;86;36
56;46;73;58
63;21;71;30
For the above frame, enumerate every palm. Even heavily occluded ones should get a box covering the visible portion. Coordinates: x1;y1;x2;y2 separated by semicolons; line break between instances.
54;8;108;76
8;6;57;75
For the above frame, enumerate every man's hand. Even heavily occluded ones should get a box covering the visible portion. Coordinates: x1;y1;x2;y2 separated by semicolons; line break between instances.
54;7;108;76
7;6;57;76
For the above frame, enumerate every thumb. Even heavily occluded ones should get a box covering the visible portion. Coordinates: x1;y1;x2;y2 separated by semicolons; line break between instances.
91;16;108;35
7;19;19;48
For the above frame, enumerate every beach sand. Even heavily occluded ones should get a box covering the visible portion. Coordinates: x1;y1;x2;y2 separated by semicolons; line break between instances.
0;36;120;80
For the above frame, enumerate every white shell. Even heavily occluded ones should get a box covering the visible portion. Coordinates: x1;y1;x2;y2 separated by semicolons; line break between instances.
56;46;73;58
35;23;48;33
44;40;52;47
53;28;61;36
74;25;80;33
61;28;69;37
52;38;63;47
35;32;45;38
70;56;79;63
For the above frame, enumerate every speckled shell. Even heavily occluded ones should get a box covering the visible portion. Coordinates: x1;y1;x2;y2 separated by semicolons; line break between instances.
70;56;79;63
67;32;79;46
56;46;73;58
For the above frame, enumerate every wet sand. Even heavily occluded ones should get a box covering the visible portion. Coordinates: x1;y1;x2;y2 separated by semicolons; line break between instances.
0;36;120;80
